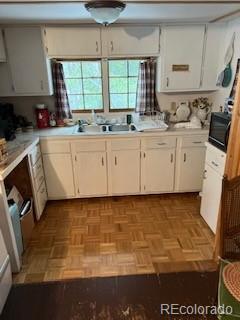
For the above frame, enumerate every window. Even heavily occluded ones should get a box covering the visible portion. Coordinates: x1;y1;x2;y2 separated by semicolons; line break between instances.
108;59;141;110
62;59;141;112
62;61;103;111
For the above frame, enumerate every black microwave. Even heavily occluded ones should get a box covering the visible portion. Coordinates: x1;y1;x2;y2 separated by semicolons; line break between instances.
208;112;231;152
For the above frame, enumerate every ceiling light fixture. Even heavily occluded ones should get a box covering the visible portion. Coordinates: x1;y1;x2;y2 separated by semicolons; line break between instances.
85;0;126;26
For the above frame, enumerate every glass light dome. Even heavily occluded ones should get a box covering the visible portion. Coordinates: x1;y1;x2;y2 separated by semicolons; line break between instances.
85;1;126;26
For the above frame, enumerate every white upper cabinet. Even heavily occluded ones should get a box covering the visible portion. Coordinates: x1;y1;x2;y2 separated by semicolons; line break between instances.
103;26;160;57
201;24;225;91
4;27;53;96
158;25;205;91
44;27;101;57
0;30;6;62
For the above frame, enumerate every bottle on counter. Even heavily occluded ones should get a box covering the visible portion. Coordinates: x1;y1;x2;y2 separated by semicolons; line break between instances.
35;104;50;129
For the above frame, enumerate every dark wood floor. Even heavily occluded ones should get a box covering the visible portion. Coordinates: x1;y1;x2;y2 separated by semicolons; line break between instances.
14;193;217;284
3;272;219;320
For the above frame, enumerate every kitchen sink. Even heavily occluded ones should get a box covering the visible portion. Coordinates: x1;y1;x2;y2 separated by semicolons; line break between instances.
77;124;103;133
77;124;136;134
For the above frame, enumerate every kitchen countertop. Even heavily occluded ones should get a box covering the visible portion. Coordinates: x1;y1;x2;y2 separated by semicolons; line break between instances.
0;136;39;180
23;124;209;140
0;124;209;180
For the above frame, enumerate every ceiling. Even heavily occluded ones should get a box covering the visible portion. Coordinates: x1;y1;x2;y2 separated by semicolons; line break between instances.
0;2;239;24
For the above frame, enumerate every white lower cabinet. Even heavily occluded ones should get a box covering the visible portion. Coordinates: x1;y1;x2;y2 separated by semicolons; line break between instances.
75;152;108;196
200;143;226;233
40;134;208;200
111;150;140;195
143;148;175;193
42;153;75;199
200;164;223;233
176;147;206;192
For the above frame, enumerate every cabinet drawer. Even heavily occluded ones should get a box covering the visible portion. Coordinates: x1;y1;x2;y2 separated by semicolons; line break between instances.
35;171;45;191
32;157;43;178
111;139;140;151
41;140;71;154
36;181;47;215
30;144;41;166
73;140;106;152
180;135;207;148
205;144;226;175
143;137;176;149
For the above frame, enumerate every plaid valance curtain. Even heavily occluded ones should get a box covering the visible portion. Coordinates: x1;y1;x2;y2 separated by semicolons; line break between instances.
52;61;72;119
135;59;160;115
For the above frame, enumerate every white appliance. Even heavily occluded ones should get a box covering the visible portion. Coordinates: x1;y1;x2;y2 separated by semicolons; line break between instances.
200;143;226;233
0;229;12;314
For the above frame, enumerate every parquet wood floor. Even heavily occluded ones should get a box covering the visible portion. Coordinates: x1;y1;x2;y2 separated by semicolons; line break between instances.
14;193;217;284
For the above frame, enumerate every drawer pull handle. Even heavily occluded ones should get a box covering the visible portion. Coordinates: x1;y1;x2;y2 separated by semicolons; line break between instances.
184;153;186;162
96;41;99;52
157;142;166;146
211;161;219;167
102;157;104;166
171;153;174;163
110;41;114;52
203;170;207;179
193;141;203;144
115;156;117;165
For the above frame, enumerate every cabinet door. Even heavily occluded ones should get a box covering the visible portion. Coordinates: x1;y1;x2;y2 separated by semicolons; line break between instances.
76;152;107;196
201;24;224;91
200;164;222;233
0;30;6;62
161;25;205;90
44;27;101;57
176;147;206;192
106;26;160;56
42;154;75;199
143;149;175;193
4;27;53;95
111;150;140;195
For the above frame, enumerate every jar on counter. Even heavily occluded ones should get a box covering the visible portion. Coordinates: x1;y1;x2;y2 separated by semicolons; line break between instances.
0;138;8;166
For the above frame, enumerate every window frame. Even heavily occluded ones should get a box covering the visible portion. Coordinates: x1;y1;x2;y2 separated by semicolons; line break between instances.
61;59;104;113
107;58;141;112
61;58;142;113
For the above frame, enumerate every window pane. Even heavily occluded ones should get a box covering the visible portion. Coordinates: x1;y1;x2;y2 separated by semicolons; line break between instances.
82;61;101;78
129;77;138;93
109;78;128;93
129;93;136;109
65;79;82;94
84;95;103;109
83;78;102;94
110;94;128;109
63;62;81;78
109;60;127;77
68;95;84;110
129;60;140;77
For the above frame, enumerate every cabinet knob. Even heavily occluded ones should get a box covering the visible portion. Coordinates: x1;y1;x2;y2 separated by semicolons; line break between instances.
110;41;114;52
166;77;169;87
203;169;207;179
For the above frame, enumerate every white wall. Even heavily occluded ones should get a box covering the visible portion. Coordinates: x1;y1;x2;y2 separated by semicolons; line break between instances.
0;91;215;126
211;17;240;109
